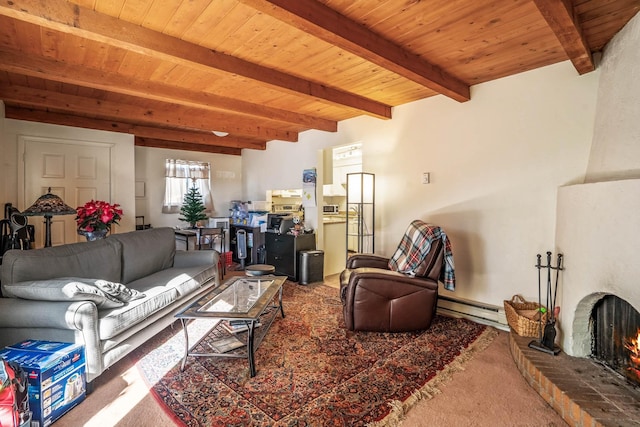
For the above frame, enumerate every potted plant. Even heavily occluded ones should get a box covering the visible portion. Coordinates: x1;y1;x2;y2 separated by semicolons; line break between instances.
76;200;123;240
179;184;208;228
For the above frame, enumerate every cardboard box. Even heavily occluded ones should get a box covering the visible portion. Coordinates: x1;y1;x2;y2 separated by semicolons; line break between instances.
0;340;86;427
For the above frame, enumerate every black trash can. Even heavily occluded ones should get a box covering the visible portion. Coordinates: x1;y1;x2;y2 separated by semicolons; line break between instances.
299;250;324;285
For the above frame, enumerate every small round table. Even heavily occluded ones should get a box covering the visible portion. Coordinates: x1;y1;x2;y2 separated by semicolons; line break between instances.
245;264;276;277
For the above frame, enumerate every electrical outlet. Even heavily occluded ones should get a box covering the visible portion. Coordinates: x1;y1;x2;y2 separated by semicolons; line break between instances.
422;172;430;184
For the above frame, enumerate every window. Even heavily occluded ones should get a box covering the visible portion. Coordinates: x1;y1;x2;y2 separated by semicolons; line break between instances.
162;159;213;214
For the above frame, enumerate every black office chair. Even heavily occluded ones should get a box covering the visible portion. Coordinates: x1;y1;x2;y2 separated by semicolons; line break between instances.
1;206;34;264
0;219;11;260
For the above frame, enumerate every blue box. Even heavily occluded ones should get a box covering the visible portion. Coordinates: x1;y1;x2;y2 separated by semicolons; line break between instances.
0;340;86;427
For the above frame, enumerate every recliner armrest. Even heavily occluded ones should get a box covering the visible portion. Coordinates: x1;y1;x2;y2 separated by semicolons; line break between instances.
345;267;439;291
345;253;390;269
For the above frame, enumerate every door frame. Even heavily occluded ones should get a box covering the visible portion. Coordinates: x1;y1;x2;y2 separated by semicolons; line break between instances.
17;135;116;245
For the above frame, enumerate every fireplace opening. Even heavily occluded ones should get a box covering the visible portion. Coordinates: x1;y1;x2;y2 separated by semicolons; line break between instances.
591;295;640;387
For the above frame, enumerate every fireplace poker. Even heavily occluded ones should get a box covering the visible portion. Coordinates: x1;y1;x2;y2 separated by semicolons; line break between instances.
529;252;562;355
546;251;552;322
535;254;543;342
541;252;557;350
552;253;563;321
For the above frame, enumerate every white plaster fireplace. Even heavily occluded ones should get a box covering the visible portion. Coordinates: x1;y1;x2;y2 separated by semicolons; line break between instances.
553;10;640;361
555;178;640;357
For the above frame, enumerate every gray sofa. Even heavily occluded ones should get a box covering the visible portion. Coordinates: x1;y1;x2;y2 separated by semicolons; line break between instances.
0;227;220;384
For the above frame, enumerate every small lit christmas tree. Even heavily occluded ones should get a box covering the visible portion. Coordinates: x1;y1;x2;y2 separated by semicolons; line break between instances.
179;182;208;228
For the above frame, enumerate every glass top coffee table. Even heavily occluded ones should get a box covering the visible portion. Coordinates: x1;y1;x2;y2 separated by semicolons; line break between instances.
175;275;286;377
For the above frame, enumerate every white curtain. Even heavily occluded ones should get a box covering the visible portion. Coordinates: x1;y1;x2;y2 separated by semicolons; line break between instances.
162;159;214;214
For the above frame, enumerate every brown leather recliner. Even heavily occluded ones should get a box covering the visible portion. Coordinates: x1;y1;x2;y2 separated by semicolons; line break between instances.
339;221;450;332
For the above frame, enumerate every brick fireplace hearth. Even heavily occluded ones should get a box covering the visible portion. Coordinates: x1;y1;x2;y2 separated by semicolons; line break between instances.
510;333;640;427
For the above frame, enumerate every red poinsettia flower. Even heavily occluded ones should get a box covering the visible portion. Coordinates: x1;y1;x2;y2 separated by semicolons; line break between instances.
75;200;123;233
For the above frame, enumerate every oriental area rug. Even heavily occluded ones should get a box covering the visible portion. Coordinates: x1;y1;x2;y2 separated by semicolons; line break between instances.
134;281;496;427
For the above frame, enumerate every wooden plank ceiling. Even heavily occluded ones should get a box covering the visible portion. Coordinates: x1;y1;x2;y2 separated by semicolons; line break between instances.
0;0;638;155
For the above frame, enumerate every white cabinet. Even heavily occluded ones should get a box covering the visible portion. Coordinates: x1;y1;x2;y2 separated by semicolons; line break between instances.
334;164;361;185
323;220;346;275
279;189;302;197
322;183;346;197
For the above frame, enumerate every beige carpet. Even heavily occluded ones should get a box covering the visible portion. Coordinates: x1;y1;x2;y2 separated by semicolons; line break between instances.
54;274;567;427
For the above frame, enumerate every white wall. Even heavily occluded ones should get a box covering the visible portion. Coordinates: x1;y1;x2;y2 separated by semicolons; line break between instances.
0;113;136;231
242;61;600;307
586;11;640;183
134;146;242;229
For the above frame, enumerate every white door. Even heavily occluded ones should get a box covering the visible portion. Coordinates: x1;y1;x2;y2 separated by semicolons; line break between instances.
21;137;112;247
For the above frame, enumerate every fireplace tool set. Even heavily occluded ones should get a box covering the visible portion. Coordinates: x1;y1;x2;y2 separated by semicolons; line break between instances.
529;251;563;355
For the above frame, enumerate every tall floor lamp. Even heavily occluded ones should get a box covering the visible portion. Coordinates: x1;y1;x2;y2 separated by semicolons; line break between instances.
22;187;77;247
346;172;375;261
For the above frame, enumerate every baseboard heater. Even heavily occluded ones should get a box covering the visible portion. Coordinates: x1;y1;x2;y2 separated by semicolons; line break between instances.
437;295;509;331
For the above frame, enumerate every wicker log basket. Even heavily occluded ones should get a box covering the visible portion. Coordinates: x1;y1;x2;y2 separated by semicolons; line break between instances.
504;294;548;337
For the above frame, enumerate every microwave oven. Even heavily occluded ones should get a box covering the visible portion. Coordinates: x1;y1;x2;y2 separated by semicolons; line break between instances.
323;205;340;215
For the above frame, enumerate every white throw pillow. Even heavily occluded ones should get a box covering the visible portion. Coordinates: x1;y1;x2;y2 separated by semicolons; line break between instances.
4;277;124;309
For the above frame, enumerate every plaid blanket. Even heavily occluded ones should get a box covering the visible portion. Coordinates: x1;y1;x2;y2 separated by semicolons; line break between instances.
388;220;456;291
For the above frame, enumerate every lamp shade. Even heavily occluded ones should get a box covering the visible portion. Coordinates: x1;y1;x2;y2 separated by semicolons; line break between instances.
22;188;77;217
347;172;375;204
22;187;77;248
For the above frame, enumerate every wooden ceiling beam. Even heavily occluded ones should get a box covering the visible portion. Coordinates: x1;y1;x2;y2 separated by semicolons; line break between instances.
238;0;471;102
0;83;298;141
532;0;595;74
135;137;243;156
4;105;265;152
0;47;337;132
5;105;138;134
131;125;266;150
0;0;392;119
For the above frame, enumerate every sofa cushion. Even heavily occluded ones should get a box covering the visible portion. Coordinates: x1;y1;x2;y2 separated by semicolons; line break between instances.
97;283;178;340
127;264;218;296
3;277;124;309
96;265;216;340
109;228;176;284
1;239;122;287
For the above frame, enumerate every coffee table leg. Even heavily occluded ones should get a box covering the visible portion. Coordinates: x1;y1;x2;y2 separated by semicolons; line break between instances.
248;320;256;377
180;318;189;371
278;286;285;318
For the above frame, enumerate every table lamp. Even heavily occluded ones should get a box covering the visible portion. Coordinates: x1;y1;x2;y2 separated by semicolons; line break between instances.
22;187;77;247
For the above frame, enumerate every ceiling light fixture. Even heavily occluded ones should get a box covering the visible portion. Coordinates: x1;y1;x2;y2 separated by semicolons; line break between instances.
212;131;229;137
